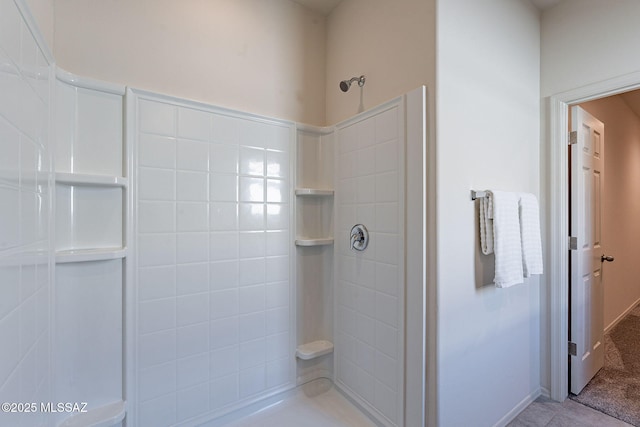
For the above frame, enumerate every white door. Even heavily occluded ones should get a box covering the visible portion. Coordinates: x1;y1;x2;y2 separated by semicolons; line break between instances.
569;106;606;394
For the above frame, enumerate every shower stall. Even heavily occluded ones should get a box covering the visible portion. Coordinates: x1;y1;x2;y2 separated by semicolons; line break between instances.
0;2;428;426
127;87;426;427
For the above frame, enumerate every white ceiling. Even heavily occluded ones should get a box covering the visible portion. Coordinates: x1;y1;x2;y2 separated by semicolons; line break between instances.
293;0;563;15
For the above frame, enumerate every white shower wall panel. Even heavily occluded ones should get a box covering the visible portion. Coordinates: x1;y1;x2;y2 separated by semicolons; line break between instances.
334;102;405;427
0;1;53;426
132;91;295;426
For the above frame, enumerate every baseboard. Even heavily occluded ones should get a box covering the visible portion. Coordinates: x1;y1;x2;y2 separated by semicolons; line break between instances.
604;297;640;334
493;388;542;427
540;386;551;399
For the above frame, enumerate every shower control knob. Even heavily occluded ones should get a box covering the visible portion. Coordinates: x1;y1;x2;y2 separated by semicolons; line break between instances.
350;224;369;251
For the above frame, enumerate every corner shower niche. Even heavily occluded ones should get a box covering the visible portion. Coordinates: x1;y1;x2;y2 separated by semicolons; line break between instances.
54;69;127;427
295;125;335;382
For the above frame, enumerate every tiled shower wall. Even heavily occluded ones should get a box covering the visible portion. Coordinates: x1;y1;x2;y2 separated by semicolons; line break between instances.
335;103;404;426
0;1;53;426
132;93;294;426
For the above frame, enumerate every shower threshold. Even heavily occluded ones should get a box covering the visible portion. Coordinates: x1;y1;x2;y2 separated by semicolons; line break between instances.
206;378;378;427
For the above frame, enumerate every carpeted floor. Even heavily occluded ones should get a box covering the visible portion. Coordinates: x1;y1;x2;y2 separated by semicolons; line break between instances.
570;305;640;426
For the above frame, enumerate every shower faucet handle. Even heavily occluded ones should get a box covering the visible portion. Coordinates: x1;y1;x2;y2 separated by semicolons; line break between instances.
350;224;369;251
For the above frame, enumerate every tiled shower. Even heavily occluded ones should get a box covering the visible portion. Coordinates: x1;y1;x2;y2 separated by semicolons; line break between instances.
0;1;427;427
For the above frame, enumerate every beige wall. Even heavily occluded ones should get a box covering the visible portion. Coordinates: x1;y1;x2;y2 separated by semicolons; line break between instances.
54;0;327;125
579;95;640;329
25;0;54;50
325;0;435;125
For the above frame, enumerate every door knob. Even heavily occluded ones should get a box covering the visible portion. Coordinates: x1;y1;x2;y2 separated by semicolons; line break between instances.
601;255;615;262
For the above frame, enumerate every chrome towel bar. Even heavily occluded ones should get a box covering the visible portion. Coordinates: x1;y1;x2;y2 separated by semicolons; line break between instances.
471;190;488;200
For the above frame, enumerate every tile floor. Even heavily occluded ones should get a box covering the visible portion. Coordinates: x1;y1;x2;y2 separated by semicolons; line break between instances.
508;396;633;427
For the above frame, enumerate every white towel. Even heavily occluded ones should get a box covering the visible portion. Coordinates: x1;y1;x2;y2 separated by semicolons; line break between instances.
489;190;524;288
479;192;494;255
518;193;543;276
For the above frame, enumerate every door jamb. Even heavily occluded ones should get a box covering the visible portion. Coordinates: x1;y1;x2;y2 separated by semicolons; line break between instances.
548;71;640;401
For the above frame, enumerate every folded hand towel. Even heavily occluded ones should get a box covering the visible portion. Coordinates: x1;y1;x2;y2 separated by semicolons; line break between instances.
518;193;543;276
479;192;494;255
490;190;524;288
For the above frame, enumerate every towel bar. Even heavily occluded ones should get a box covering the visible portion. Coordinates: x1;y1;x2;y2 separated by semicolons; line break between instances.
471;190;488;200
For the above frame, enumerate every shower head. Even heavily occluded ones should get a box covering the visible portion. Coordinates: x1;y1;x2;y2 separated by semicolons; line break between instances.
340;75;366;92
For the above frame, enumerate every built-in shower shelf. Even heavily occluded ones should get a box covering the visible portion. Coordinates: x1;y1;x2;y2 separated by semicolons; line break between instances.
295;188;334;197
58;399;126;427
56;172;128;188
296;340;334;360
295;237;334;247
55;247;127;263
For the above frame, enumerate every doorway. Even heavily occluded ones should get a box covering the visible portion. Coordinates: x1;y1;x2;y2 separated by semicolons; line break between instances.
549;72;640;402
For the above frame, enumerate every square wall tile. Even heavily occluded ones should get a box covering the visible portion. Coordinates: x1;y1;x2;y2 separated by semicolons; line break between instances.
210;202;238;231
176;294;209;327
210;174;237;202
265;307;288;335
212;114;240;145
266;358;289;388
138;234;176;267
139;361;176;402
266;179;286;203
210;317;238;350
0;310;20;386
138;168;175;201
177;233;208;264
210;374;239;410
209;260;238;290
239;258;265;286
375;108;398;144
178;107;210;141
209;289;238;320
239;146;265;176
177;353;209;389
375;172;398;203
239;203;264;231
138;393;176;427
265;282;288;309
138;201;175;234
139;99;176;136
139;266;176;301
266;204;288;231
139;134;176;169
266;150;289;179
138;329;176;369
177;382;209;422
210;232;238;261
176;322;209;359
177;202;208;232
210;143;238;174
177;171;208;202
210;346;239;379
177;139;209;172
139;298;175;334
239;177;264;203
239;339;265;370
239;312;265;342
239;232;265;259
265;332;288;361
266;231;288;257
176;263;208;295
